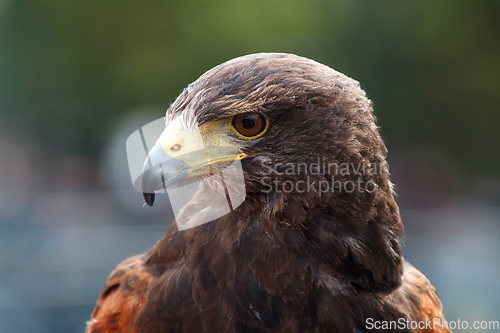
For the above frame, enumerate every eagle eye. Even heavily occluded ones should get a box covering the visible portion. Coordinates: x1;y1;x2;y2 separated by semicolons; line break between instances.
231;112;268;139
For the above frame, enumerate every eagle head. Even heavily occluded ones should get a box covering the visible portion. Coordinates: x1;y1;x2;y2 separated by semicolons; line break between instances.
139;53;404;293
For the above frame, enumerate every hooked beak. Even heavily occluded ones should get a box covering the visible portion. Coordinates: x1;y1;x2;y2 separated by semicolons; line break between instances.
140;117;247;206
141;143;188;206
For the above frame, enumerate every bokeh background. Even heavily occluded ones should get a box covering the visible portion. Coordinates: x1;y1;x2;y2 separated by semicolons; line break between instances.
1;1;499;332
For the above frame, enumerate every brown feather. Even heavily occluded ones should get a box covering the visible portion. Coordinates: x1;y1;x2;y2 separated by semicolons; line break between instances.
87;53;451;332
87;255;153;333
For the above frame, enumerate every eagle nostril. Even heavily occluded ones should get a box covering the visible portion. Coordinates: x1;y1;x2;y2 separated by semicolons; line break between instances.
170;144;181;152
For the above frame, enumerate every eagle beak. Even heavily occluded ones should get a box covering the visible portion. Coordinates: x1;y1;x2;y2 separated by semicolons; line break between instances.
141;142;188;206
140;117;247;206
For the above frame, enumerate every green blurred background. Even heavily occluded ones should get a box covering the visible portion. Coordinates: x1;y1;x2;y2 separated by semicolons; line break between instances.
0;1;499;332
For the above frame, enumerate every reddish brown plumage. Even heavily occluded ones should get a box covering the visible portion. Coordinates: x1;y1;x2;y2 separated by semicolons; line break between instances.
87;53;451;332
88;254;450;333
88;255;153;333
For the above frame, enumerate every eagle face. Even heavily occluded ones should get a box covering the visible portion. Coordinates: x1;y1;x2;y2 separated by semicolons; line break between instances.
137;53;392;232
131;52;405;293
92;53;452;333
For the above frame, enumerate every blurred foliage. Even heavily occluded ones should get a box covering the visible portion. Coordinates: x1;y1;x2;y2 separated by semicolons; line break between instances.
0;0;499;178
